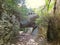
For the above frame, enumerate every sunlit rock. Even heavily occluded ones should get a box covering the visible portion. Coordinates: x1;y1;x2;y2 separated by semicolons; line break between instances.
27;39;38;45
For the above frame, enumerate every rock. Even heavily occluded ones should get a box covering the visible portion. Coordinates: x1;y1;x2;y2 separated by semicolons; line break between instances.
27;39;38;45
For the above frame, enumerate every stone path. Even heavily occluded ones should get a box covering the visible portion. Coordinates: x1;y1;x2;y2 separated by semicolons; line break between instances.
11;32;49;45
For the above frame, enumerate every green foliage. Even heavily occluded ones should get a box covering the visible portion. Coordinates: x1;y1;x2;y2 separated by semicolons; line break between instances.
45;0;49;8
48;1;54;11
33;1;55;39
33;0;55;26
45;0;55;11
5;0;18;9
17;6;28;17
4;0;28;17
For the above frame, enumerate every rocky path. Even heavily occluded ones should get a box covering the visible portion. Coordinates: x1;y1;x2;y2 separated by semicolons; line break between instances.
11;32;49;45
